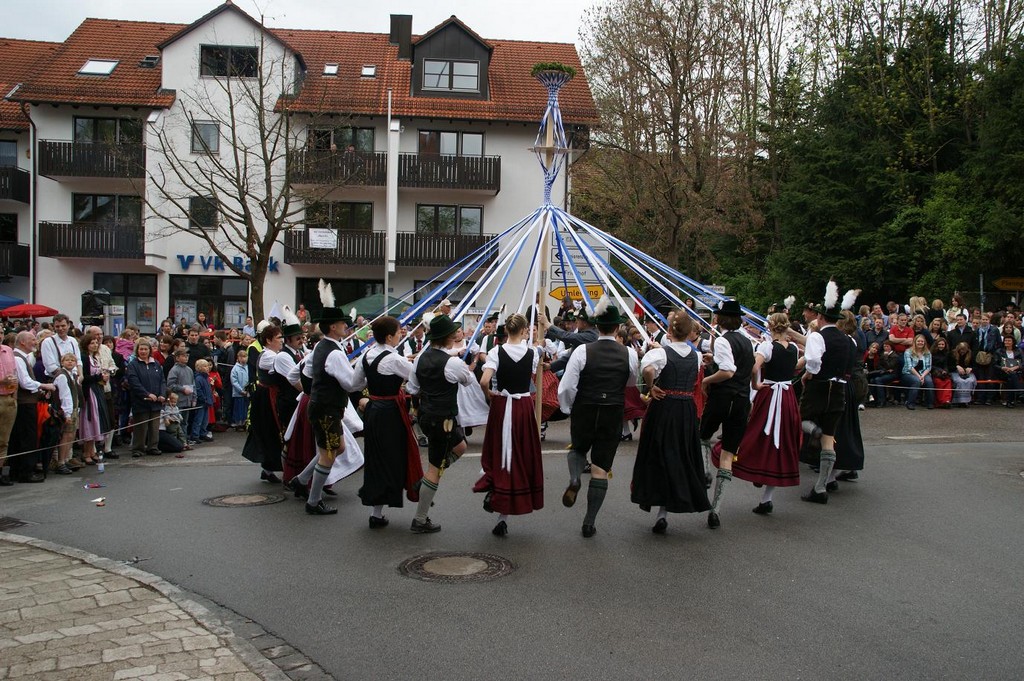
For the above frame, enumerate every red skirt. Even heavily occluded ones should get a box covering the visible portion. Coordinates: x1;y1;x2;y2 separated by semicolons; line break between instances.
474;394;544;515
282;393;315;482
720;384;801;487
933;375;952;406
623;386;648;421
540;370;561;422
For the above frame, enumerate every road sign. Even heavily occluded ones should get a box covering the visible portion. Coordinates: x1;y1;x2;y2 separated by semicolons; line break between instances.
550;285;605;302
551;265;599;284
992;277;1024;291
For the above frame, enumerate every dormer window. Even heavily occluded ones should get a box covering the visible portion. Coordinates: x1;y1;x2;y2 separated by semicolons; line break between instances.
361;65;377;78
323;63;339;76
423;59;479;93
78;59;119;76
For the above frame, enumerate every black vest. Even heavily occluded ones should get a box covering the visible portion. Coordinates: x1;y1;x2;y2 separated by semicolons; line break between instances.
815;326;853;380
655;346;698;398
272;346;300;398
416;348;459;418
763;342;798;382
709;332;754;397
495;346;533;393
364;350;403;397
309;339;349;412
575;339;630;407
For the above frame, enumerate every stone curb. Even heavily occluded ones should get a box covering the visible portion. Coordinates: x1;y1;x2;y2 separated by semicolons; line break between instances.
0;531;300;681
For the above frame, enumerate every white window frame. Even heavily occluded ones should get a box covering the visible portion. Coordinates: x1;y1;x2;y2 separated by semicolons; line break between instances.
78;59;119;76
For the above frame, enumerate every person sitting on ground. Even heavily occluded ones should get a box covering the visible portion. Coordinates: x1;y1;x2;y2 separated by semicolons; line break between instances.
161;392;189;451
901;334;933;410
950;342;977;407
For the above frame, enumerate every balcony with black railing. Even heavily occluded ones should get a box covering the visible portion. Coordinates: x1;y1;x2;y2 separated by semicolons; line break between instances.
398;153;500;193
289;150;387;186
285;229;497;268
38;140;146;179
287;150;501;193
0;242;30;278
39;221;145;259
0;167;30;203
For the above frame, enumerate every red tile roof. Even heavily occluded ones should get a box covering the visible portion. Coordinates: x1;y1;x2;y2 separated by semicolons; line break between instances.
277;28;598;125
8;13;598;126
0;38;60;130
9;19;180;109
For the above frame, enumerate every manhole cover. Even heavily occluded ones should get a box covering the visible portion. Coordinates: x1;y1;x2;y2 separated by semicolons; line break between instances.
398;551;515;583
0;516;27;531
202;494;285;508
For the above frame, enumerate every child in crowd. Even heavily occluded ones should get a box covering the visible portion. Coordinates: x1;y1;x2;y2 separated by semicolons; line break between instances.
161;391;190;450
191;359;214;443
230;350;249;429
52;353;81;475
166;348;196;443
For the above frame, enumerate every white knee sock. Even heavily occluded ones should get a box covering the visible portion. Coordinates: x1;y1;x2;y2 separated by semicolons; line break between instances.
761;485;775;504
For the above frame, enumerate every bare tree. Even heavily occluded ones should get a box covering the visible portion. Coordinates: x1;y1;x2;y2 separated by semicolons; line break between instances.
135;28;350;321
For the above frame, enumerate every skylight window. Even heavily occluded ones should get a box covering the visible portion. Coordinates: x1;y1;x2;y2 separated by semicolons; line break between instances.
361;65;377;78
79;59;119;76
323;63;339;76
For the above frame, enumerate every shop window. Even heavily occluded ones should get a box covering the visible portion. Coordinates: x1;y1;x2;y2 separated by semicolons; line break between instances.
416;204;483;236
191;122;220;153
92;273;158;333
200;45;259;78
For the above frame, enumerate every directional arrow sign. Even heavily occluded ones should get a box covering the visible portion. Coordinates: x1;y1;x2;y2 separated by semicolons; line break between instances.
992;277;1024;291
551;265;599;284
549;285;605;302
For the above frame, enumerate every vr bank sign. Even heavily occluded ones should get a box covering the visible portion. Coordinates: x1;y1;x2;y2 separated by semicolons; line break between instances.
176;254;280;273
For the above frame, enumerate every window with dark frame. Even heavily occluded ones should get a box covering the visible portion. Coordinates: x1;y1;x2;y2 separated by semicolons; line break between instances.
191;122;220;153
418;130;483;156
306;201;373;231
73;117;143;145
200;45;259;78
422;59;479;93
72;194;142;226
307;127;375;152
0;214;16;242
189;197;219;230
415;204;482;236
0;141;17;167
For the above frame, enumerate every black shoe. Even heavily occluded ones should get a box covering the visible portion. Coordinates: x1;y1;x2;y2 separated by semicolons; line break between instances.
0;475;11;486
836;470;859;482
103;451;119;460
411;517;441;533
417;435;428;447
54;464;73;475
322;486;337;497
492;520;508;537
482;491;494;513
652;518;667;534
906;403;916;410
261;470;281;484
583;462;592;475
146;449;162;456
28;471;45;483
286;477;308;499
801;489;829;504
704;473;712;489
707;512;720;529
562;482;581;508
369;515;389;529
826;481;839;493
581;524;597;538
132;451;143;458
305;500;337;515
752;501;773;515
465;427;473;437
620;433;632;442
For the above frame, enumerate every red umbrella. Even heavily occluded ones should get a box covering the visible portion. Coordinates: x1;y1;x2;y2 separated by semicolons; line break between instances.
0;303;60;318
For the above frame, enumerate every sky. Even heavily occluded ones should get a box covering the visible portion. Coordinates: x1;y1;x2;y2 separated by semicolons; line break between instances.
1;0;599;45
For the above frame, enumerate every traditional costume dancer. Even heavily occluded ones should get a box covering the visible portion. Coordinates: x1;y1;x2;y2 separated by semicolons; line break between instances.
829;309;865;487
558;297;638;538
731;312;803;514
799;282;854;504
700;299;755;529
406;314;478;533
473;313;543;536
241;323;286;483
352;316;422;529
273;307;306;446
630;311;710;534
286;282;359;515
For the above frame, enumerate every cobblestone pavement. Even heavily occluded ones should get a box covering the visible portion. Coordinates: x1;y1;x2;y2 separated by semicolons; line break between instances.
0;535;293;681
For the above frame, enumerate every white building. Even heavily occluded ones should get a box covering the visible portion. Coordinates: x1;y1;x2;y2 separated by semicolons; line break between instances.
0;2;596;331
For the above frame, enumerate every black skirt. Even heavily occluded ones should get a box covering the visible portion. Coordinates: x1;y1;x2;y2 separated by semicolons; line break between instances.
630;398;710;513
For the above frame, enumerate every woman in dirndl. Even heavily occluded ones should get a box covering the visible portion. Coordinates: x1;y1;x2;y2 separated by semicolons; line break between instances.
241;324;285;483
352;316;422;528
474;313;543;537
731;312;802;514
630;311;710;534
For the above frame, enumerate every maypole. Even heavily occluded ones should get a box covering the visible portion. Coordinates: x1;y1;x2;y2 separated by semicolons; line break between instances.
529;62;576;431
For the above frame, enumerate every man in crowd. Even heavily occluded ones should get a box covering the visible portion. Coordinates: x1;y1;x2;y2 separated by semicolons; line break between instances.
40;313;81;381
9;332;57;483
887;313;914;352
946;314;977;353
865;315;889;349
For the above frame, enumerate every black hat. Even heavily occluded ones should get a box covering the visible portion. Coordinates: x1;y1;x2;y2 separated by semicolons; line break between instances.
714;299;743;317
426;314;462;342
495;324;507;340
486;311;500;323
593;296;626;325
562;310;575;323
316;308;352;326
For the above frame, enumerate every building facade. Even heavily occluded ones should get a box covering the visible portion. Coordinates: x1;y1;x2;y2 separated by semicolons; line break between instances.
0;3;596;330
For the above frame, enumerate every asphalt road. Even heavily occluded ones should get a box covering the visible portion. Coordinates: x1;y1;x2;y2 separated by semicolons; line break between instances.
4;405;1023;680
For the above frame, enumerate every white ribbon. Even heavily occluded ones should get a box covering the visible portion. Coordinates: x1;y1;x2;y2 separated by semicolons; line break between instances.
762;380;792;449
500;390;531;472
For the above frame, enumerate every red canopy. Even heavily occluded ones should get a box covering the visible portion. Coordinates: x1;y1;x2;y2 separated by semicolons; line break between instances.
0;303;60;318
